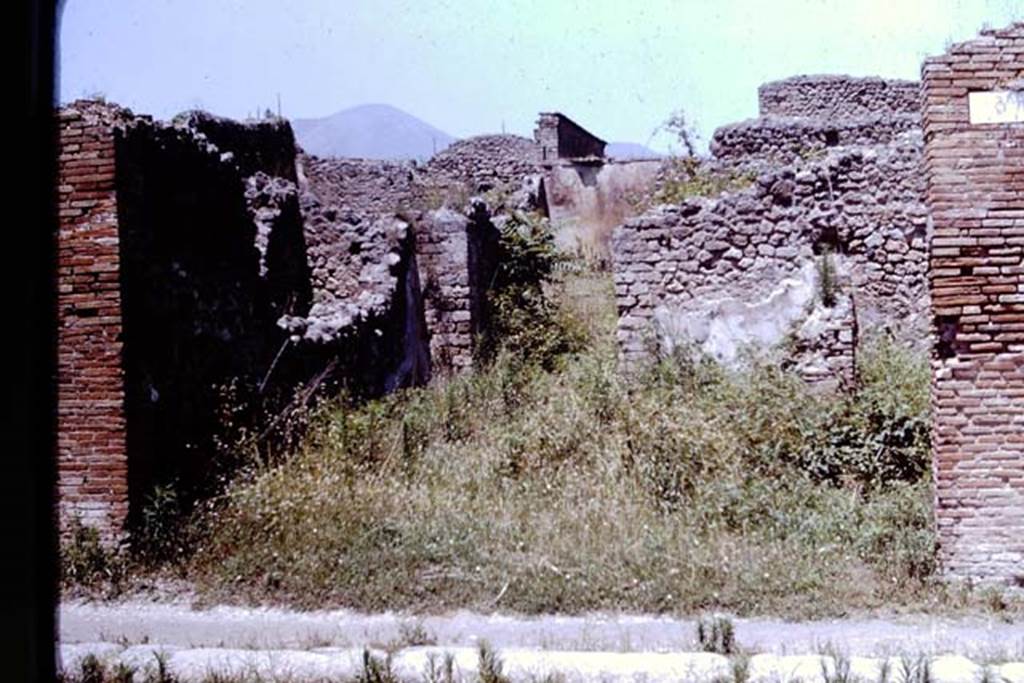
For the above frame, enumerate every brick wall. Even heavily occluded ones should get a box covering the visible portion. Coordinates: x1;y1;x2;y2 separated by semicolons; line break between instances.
922;22;1024;585
414;204;499;373
57;103;130;540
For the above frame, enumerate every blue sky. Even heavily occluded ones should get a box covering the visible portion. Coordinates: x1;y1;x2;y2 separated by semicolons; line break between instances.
59;0;1022;153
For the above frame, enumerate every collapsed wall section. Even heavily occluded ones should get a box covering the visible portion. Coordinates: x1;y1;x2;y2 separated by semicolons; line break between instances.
758;75;920;119
922;23;1024;585
612;136;928;384
281;190;432;395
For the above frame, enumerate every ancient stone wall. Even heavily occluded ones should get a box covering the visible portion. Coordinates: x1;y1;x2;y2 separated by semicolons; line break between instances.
711;113;920;164
56;99;524;537
279;202;431;395
612;134;928;382
57;102;131;540
535;112;606;161
298;154;421;221
424;134;541;195
922;22;1024;585
758;75;920;119
182;111;299;180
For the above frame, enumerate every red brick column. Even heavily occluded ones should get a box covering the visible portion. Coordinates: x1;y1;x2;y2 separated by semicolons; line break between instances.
56;102;128;541
922;24;1024;584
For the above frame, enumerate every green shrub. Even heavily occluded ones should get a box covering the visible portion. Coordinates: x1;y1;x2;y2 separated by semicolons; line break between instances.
131;482;186;564
60;518;127;591
817;248;838;307
477;211;587;370
801;337;931;489
652;156;755;205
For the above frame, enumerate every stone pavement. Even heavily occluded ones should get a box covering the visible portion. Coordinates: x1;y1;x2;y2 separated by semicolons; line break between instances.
58;600;1024;682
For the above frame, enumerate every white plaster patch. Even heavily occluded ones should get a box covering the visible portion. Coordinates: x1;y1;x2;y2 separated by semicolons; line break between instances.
653;261;817;364
968;90;1024;124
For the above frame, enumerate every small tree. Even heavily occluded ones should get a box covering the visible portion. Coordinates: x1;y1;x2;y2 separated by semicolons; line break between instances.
655;108;700;158
646;108;754;206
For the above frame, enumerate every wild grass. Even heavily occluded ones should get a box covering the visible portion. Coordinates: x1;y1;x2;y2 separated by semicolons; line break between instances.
173;267;986;619
648;156;756;206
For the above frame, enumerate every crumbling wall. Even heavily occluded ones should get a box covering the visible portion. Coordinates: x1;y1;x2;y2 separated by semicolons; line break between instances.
612;134;928;383
57;101;317;538
57;102;132;540
298;154;421;221
535;112;607;161
424;134;541;195
758;75;920;119
922;22;1024;585
113;113;303;518
280;196;431;395
710;113;920;164
181;111;300;180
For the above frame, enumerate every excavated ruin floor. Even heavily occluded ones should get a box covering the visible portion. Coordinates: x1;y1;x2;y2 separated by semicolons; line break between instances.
59;599;1024;682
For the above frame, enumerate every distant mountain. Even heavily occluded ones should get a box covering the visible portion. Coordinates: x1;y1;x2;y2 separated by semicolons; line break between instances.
291;104;455;160
606;142;663;160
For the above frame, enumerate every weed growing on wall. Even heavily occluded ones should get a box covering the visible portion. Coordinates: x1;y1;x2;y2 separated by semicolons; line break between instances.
817;247;839;307
651;157;756;205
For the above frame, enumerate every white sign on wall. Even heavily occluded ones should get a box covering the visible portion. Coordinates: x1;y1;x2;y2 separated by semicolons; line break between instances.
968;90;1024;124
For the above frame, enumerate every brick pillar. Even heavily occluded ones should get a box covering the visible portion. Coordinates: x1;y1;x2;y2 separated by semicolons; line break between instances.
414;205;498;374
922;24;1024;584
56;103;128;541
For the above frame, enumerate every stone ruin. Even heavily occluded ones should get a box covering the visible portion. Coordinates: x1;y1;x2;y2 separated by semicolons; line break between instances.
56;102;506;537
611;22;1023;586
614;75;929;385
56;21;1022;586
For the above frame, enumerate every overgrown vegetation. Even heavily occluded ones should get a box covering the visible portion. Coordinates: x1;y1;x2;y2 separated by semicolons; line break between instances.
170;256;964;618
644;108;755;206
59;220;1016;618
652;156;756;205
697;615;736;655
60;519;129;594
476;211;587;370
59;653;175;683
